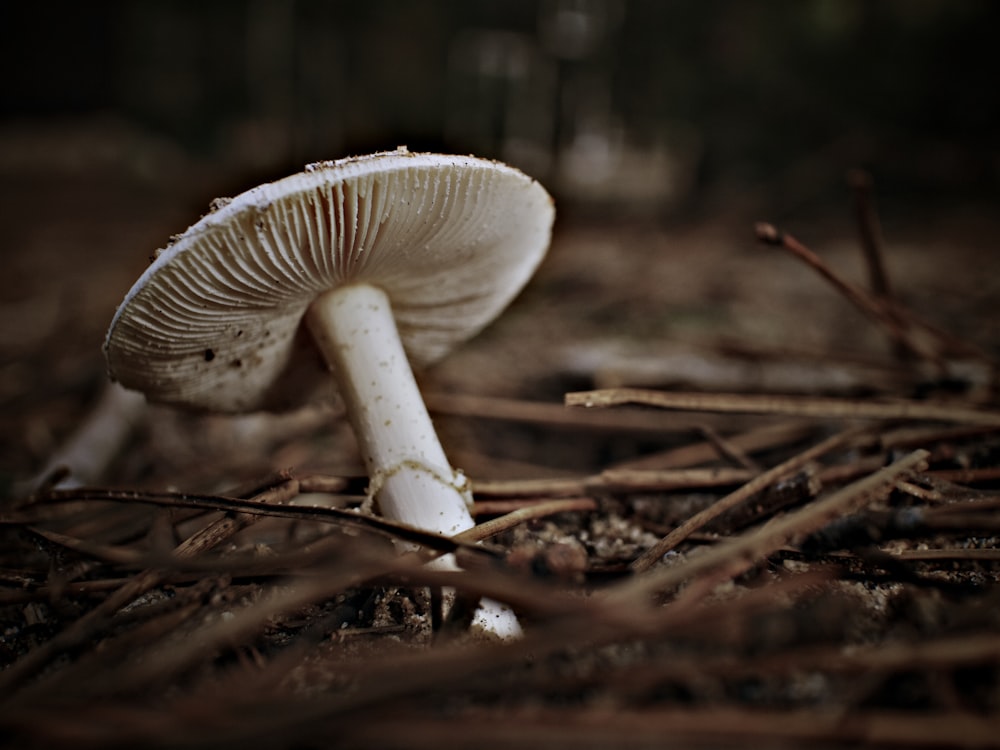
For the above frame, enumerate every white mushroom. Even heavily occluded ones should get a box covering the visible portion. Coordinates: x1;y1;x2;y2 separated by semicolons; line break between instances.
104;148;555;639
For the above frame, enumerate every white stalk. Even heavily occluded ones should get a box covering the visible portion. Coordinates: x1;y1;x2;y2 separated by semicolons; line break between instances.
306;283;521;639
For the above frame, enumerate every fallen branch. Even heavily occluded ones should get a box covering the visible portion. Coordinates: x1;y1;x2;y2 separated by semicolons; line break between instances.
566;387;1000;425
612;449;930;602
472;466;754;499
755;221;997;372
630;426;868;572
461;498;598;542
425;391;724;434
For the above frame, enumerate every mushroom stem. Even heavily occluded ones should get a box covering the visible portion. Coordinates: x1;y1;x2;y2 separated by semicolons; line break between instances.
307;282;472;532
306;283;522;639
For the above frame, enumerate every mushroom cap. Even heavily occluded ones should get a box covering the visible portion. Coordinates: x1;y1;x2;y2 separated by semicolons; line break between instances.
104;148;555;412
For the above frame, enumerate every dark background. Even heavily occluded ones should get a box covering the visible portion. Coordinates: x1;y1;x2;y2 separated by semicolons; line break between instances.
3;0;998;216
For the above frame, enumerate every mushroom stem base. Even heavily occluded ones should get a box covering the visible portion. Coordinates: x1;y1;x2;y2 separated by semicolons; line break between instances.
306;283;522;640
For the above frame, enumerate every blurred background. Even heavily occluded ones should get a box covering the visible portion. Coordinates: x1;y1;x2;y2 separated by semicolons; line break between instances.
2;0;999;487
3;0;999;214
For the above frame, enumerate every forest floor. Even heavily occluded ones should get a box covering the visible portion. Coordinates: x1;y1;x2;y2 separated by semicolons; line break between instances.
2;119;999;748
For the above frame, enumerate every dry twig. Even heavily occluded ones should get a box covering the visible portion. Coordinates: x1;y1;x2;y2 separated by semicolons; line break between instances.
631;425;870;571
567;387;1000;425
614;449;929;601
